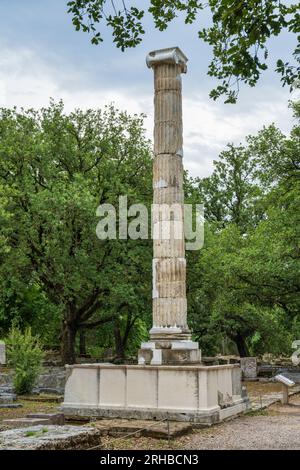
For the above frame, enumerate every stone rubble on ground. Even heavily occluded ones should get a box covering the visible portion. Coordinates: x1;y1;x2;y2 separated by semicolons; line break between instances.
0;367;66;395
0;425;102;450
3;413;65;427
250;385;300;410
0;393;16;404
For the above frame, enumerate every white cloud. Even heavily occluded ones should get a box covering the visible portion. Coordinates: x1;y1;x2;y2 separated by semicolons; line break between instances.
0;45;295;179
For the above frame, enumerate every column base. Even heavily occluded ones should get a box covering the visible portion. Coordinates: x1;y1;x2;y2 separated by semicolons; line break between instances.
61;363;249;425
149;326;192;344
138;337;201;365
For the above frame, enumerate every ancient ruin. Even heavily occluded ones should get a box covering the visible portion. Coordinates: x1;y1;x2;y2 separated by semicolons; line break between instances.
138;47;200;366
61;48;249;424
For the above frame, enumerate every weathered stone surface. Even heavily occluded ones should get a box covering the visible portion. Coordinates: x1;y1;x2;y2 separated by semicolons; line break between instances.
0;367;66;395
93;418;192;439
26;413;65;425
0;371;13;388
22;394;63;403
0;393;16;404
0;404;22;409
152;298;187;329
138;347;201;365
152;203;184;224
240;357;258;379
0;343;6;365
137;47;202;364
153;187;184;204
151;49;186;332
153;258;186;300
231;367;242;395
153;237;185;259
3;418;51;427
153;154;183;191
60;48;247;426
0;425;102;450
62;363;250;424
38;367;66;394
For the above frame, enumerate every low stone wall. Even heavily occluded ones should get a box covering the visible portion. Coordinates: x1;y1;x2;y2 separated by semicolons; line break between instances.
0;367;66;395
38;367;66;394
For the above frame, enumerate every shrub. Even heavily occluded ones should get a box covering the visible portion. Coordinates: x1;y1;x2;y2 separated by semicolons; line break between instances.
6;326;44;394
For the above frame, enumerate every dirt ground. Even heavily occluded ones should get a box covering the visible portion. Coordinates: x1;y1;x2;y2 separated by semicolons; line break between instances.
100;384;300;450
0;397;60;431
244;381;283;396
100;397;300;450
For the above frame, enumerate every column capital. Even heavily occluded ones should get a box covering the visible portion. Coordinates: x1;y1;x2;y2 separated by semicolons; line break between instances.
146;47;188;73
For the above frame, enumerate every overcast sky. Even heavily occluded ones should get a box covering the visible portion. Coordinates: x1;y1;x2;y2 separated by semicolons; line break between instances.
0;0;298;177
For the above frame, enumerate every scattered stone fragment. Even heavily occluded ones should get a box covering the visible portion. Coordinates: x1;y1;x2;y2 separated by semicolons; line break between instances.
91;418;192;439
21;394;63;403
26;413;65;425
0;393;16;403
0;403;22;409
0;425;102;450
3;418;51;427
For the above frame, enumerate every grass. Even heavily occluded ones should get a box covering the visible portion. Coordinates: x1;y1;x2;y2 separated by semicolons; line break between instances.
244;408;269;417
25;427;49;438
244;381;283;396
0;398;59;431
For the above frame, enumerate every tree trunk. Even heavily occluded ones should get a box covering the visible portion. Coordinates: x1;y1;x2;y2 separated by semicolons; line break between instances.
79;331;87;356
114;323;126;361
61;320;77;365
235;334;250;358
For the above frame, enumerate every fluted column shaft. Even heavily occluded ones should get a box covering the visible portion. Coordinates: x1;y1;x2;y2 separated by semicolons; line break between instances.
148;51;190;341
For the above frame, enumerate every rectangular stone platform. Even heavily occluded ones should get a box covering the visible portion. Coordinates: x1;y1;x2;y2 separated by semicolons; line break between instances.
61;363;250;425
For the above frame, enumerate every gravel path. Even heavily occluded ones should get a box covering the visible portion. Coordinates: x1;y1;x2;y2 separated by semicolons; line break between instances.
101;399;300;450
182;386;300;450
183;413;300;450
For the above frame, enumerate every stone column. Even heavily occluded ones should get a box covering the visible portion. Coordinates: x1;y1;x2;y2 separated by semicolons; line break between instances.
138;47;201;365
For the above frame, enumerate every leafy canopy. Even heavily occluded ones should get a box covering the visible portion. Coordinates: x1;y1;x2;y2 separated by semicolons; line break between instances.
186;101;300;356
67;0;300;102
0;101;153;363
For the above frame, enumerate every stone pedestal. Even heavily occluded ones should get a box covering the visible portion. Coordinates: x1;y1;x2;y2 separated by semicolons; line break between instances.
62;46;248;424
139;339;201;365
0;343;6;365
62;364;249;424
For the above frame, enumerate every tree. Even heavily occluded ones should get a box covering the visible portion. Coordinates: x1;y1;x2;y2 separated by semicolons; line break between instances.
67;0;300;102
191;143;263;231
187;101;300;356
1;98;298;362
0;101;152;364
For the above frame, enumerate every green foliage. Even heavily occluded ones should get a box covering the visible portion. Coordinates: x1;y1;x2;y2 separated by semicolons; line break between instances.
0;96;298;361
25;428;49;438
0;282;61;345
0;100;152;363
67;1;300;102
67;0;145;49
6;326;44;395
